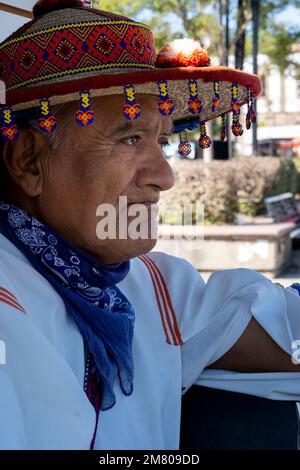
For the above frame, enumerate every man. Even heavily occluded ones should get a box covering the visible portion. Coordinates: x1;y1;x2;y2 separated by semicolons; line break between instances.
0;0;299;450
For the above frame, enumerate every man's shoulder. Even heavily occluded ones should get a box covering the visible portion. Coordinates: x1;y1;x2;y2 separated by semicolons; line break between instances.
133;250;206;290
0;233;32;296
0;234;64;319
144;250;203;275
0;233;28;263
0;240;29;317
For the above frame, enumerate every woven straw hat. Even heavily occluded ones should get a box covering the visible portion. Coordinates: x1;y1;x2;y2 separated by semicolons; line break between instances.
0;0;261;155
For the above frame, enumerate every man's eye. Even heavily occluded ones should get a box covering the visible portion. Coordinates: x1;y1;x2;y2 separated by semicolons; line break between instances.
123;136;140;146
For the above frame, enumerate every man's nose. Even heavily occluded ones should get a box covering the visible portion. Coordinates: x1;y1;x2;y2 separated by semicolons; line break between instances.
136;148;176;192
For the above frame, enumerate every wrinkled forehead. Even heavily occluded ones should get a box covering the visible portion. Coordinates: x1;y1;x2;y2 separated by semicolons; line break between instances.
92;93;173;136
10;93;174;143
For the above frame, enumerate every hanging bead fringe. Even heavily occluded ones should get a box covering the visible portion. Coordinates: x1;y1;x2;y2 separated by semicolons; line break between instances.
231;83;240;115
246;86;251;130
178;130;192;158
76;90;95;126
0;106;19;142
38;98;57;134
232;114;243;136
188;79;202;114
221;114;226;141
250;91;256;124
212;80;220;112
231;83;243;137
123;84;141;120
157;80;174;116
199;121;211;149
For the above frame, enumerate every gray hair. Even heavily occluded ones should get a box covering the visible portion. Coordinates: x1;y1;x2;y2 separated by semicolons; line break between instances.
46;101;77;152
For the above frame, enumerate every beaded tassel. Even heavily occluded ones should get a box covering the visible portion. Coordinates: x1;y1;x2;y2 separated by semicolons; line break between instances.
231;83;243;137
221;113;226;141
188;79;202;115
38;98;57;134
250;91;256;124
123;84;141;120
178;130;192;158
232;114;243;136
0;106;19;142
76;90;95;126
157;80;174;115
199;121;211;149
246;86;251;130
212;80;220;112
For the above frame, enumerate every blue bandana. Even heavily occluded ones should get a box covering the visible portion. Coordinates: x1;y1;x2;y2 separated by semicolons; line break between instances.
0;202;135;410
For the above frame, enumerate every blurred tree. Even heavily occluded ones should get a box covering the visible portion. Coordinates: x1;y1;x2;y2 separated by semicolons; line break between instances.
99;0;221;52
98;1;299;65
148;0;221;52
234;0;251;69
92;0;140;15
260;25;300;112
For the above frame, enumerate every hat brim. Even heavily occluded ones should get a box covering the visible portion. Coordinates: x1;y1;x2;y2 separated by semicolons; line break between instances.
7;65;261;123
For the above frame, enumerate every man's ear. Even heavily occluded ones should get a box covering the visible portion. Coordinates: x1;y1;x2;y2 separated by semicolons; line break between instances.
2;127;48;197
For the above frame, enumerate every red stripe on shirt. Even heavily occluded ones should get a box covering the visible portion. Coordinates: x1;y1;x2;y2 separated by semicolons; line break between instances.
0;286;18;301
144;254;183;345
0;288;26;314
139;255;181;345
139;255;171;344
0;296;26;314
140;254;177;344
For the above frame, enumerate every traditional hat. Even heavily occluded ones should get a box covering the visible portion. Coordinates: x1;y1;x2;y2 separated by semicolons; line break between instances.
0;0;261;156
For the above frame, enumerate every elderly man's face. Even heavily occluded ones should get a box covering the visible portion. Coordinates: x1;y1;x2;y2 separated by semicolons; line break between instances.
34;94;175;263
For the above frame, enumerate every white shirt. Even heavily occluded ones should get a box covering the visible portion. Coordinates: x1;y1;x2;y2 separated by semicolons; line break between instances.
0;233;299;450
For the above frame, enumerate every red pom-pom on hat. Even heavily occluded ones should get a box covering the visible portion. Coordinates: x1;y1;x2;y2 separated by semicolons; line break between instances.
156;39;211;68
33;0;85;18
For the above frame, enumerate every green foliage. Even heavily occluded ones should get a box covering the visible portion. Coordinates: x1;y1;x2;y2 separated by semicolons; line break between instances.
259;0;300;29
159;160;239;225
289;158;300;195
235;157;299;216
142;0;221;52
259;24;300;72
96;0;141;16
268;159;299;196
159;157;300;225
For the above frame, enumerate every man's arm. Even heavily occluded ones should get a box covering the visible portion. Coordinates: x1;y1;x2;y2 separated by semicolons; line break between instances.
209;318;300;372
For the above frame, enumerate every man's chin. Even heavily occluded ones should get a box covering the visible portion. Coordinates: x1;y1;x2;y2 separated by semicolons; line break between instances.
90;237;158;264
108;237;157;262
125;237;158;259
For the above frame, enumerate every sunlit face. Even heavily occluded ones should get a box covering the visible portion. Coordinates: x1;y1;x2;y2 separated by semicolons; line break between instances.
34;94;175;263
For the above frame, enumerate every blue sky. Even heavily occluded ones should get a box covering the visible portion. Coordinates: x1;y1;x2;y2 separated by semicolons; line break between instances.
277;5;300;26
